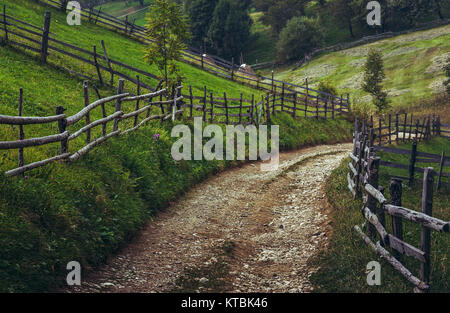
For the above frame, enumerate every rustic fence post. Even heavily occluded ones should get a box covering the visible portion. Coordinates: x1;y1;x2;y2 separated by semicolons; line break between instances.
403;113;407;143
390;178;403;258
378;117;382;146
41;12;51;63
201;53;204;69
436;151;445;191
272;85;276;115
395;113;399;144
239;93;243;124
250;94;254;124
324;99;328;119
408;140;417;186
210;92;214;122
93;45;103;85
266;94;271;123
331;99;335;119
366;156;381;240
113;79;124;131
271;71;274;94
224;92;229;124
189;85;193;118
56;106;68;154
101;40;114;86
436;115;441;136
83;81;91;143
18;88;24;169
419;167;434;292
134;75;141;127
409;114;413;141
281;83;285;112
315;97;319;120
388;114;392;145
203;85;207;122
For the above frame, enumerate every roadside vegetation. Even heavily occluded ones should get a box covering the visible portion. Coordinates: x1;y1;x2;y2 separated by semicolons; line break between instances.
314;137;449;292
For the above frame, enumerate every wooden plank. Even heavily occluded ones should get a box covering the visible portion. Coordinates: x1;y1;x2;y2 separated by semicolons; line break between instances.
354;225;429;290
69;111;123;141
383;204;448;232
388;235;426;263
420;168;433;289
362;207;389;245
69;130;121;162
365;184;387;204
0;114;67;125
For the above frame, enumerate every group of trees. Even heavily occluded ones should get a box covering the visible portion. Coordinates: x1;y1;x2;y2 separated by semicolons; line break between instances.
184;0;252;60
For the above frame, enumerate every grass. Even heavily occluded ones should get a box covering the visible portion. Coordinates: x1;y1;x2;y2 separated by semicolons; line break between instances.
275;24;450;110
95;0;153;27
312;137;449;292
2;0;262;100
0;0;354;293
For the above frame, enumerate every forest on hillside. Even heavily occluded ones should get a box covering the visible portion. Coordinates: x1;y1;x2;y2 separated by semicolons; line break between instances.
88;0;450;63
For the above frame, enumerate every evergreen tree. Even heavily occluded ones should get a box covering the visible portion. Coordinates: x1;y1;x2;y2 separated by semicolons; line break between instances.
207;0;252;59
362;49;389;113
186;0;218;48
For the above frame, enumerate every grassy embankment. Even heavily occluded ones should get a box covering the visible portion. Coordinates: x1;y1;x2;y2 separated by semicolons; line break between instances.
313;137;449;292
0;2;353;292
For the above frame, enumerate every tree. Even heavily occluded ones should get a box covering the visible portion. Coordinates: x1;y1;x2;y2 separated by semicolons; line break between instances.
276;16;323;63
207;0;252;59
186;0;218;48
362;49;389;113
144;0;191;89
330;0;357;38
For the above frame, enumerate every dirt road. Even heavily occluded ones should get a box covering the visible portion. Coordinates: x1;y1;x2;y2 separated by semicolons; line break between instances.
65;143;352;293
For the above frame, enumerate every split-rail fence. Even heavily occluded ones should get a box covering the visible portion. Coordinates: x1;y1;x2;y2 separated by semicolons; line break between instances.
348;117;449;292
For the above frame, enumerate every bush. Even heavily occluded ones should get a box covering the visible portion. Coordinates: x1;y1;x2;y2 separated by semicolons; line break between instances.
276;16;323;63
317;80;338;100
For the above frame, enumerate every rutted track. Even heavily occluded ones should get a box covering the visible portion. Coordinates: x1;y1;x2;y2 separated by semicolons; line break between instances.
64;143;352;293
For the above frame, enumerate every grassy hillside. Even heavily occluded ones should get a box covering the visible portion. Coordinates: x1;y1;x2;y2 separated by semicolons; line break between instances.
275;24;450;111
95;0;152;27
3;0;260;100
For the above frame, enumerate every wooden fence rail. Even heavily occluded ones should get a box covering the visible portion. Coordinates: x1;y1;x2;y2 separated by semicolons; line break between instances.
0;79;181;177
348;119;449;292
9;3;349;107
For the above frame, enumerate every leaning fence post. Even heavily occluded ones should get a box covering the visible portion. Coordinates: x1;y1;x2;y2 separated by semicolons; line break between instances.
93;45;103;85
436;151;445;191
419;168;434;293
390;178;403;258
56;106;68;154
41;12;51;63
408;140;417;186
83;81;91;143
395;113;399;144
134;75;141;127
388;114;392;145
239;93;243;124
113;79;124;131
189;85;193;118
366;156;381;240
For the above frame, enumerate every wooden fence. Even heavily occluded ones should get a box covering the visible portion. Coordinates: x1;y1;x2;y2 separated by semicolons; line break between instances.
0;79;183;177
25;2;350;106
348;120;449;292
354;115;449;188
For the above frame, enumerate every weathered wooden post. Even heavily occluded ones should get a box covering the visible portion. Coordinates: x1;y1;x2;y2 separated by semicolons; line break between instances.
210;92;214;122
395;113;399;144
272;85;276;115
224;92;229;124
250;94;254;124
315;96;319;120
93;45;104;85
101;40;114;86
203;86;207;122
366;156;381;240
231;57;234;81
388;114;392;145
266;94;271;123
408;140;417;186
271;71;274;94
133;75;141;127
18;88;24;168
436;151;445;191
419;168;434;293
56;106;68;154
41;12;51;63
239;93;243;124
189;85;193;118
390;178;403;258
113;79;124;131
83;81;91;143
403;113;407;142
293;92;297;118
201;53;204;69
281;83;285;112
378;118;382;146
